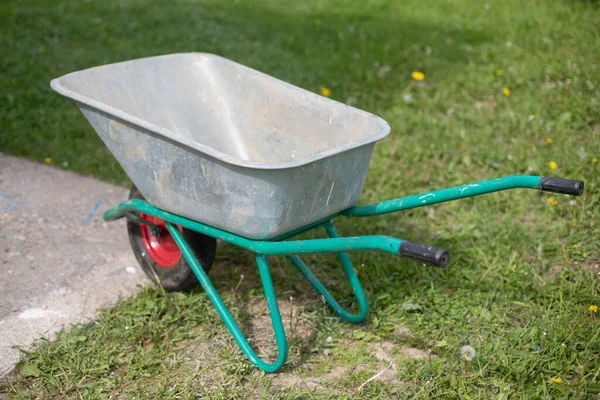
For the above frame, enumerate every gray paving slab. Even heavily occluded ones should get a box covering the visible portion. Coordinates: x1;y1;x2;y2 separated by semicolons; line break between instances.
0;153;149;377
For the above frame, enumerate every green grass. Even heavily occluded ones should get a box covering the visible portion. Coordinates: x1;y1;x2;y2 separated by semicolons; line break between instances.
2;0;600;398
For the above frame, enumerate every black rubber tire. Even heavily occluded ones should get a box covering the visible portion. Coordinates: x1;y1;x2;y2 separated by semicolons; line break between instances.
127;185;216;292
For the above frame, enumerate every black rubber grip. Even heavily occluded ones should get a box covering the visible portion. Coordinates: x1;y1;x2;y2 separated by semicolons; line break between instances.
399;241;450;268
539;177;584;196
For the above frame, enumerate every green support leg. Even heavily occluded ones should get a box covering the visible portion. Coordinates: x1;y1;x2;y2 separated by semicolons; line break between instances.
288;221;369;323
165;223;288;373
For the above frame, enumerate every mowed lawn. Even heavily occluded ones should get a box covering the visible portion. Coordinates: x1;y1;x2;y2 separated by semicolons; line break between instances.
1;0;599;398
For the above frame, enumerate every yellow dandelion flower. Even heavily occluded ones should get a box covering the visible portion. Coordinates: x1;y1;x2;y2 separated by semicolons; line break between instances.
573;243;580;248
593;157;598;163
44;157;52;164
502;88;511;96
545;138;552;144
494;69;503;76
551;377;563;384
412;71;425;81
321;88;331;97
589;305;598;313
549;161;557;169
547;197;558;206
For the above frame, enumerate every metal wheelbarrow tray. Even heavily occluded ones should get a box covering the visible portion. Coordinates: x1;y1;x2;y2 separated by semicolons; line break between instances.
51;53;390;240
52;53;585;373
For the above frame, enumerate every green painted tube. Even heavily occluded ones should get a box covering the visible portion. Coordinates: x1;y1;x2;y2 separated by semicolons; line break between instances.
104;200;403;256
166;223;288;373
343;175;542;217
287;221;369;323
254;235;402;256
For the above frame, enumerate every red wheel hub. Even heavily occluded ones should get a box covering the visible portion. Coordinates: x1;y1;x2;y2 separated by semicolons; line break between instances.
139;214;182;268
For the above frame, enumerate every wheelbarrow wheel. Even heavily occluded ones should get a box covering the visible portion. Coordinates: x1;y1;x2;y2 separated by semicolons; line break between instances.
127;185;216;292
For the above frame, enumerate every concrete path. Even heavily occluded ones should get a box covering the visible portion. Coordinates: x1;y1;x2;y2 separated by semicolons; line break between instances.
0;153;148;377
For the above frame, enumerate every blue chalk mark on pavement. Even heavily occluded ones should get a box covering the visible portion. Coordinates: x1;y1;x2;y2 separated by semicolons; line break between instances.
103;267;125;279
85;198;104;223
4;203;21;212
1;193;22;212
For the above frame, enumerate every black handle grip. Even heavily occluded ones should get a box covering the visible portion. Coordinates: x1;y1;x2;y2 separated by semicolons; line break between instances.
540;177;584;196
399;241;450;268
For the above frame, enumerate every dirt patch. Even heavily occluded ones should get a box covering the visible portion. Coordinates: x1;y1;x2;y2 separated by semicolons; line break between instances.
367;341;428;363
273;366;349;394
357;340;429;390
243;297;319;365
177;296;425;395
401;346;429;359
185;339;225;369
474;99;497;112
272;340;426;393
371;364;401;386
274;361;406;395
393;325;412;338
371;341;395;363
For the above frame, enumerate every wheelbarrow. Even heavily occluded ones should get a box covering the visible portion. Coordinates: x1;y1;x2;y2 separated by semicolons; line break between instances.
51;53;585;373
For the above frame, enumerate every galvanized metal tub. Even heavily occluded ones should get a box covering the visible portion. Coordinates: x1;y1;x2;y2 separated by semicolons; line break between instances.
51;53;390;239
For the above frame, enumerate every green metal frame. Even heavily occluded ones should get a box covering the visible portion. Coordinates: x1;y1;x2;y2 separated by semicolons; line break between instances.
103;175;550;372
